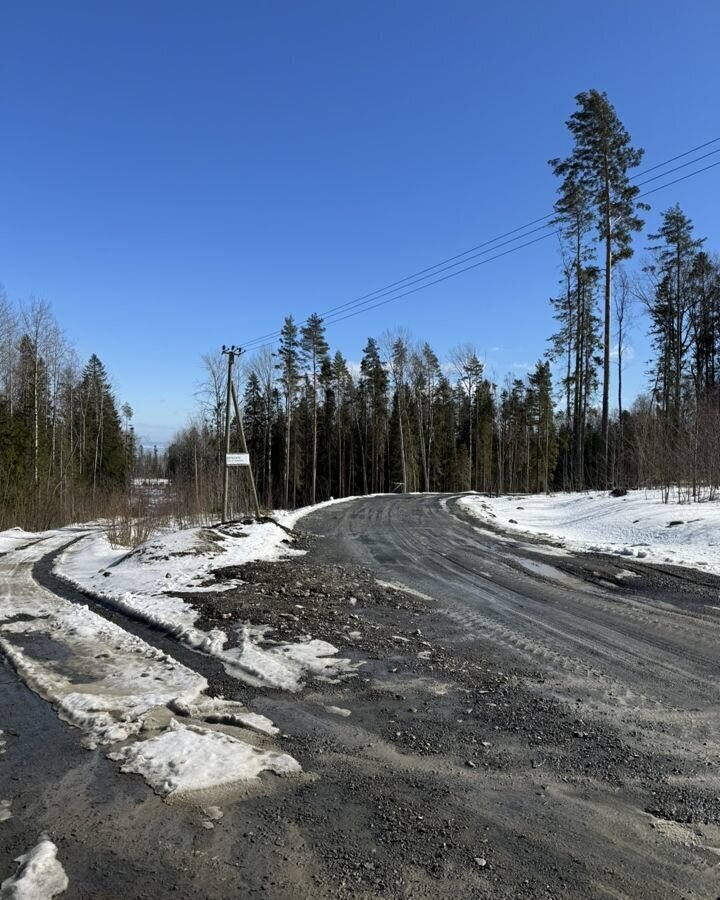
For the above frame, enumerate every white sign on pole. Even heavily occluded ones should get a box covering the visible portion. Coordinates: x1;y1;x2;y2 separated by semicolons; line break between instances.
226;453;250;466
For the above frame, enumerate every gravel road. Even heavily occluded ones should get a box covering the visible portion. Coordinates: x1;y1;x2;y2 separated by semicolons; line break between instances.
1;494;719;899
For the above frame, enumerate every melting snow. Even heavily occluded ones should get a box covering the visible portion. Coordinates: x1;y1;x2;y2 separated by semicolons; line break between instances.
109;719;301;797
222;627;359;692
0;532;302;796
0;838;68;899
170;697;278;736
56;522;359;692
0;535;208;747
461;490;720;575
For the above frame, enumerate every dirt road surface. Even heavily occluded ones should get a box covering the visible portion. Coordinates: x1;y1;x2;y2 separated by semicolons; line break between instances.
1;494;719;898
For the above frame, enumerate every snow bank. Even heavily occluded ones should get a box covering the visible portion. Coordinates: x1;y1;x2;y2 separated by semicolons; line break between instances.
0;535;209;746
461;490;720;574
109;720;301;797
0;534;302;794
56;522;299;652
0;838;68;899
0;528;56;555
274;493;385;529
56;522;358;691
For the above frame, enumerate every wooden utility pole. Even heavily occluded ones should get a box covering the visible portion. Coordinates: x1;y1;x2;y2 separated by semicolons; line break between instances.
221;345;262;523
222;348;234;523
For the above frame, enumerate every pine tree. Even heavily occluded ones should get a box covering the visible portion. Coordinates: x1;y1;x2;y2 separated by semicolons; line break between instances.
554;90;645;479
78;354;126;497
646;205;703;422
276;316;300;507
243;371;267;500
527;361;558;492
359;338;388;493
300;313;329;505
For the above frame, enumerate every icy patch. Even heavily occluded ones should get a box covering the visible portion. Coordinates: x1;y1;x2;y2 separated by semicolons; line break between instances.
0;838;68;899
171;697;278;736
0;800;11;822
109;720;301;797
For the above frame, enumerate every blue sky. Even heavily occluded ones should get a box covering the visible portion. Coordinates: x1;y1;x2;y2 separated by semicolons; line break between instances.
2;1;719;447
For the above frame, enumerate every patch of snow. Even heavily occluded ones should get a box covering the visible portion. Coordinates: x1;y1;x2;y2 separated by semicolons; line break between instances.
0;800;11;822
171;697;278;736
0;535;208;747
0;529;56;555
0;730;5;754
274;494;389;529
0;838;68;899
460;490;720;575
324;705;351;717
377;579;434;603
56;527;359;693
222;627;360;692
109;719;301;797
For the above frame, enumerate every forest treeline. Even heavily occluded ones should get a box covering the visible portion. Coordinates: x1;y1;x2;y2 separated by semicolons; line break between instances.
3;89;720;530
0;295;135;529
168;91;720;513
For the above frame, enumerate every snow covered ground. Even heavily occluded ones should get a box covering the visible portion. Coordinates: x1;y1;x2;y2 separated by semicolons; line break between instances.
109;719;300;798
0;528;56;555
0;838;68;899
0;530;303;795
0;533;208;747
56;520;357;691
1;506;363;797
460;490;720;575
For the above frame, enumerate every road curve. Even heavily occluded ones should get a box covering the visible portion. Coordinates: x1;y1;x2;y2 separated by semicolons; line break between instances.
302;493;720;756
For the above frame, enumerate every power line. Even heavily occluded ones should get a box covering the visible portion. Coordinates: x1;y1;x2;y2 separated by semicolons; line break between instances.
320;161;720;334
632;135;720;179
637;158;720;198
634;147;720;189
241;138;720;352
240;215;555;350
322;231;557;328
241;140;719;352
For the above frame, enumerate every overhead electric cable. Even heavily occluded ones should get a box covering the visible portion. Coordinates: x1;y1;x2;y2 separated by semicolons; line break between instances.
631;136;720;179
636;158;720;198
240;138;720;352
634;147;720;189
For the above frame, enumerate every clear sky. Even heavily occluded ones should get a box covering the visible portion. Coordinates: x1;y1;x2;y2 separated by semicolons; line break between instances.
2;1;719;447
